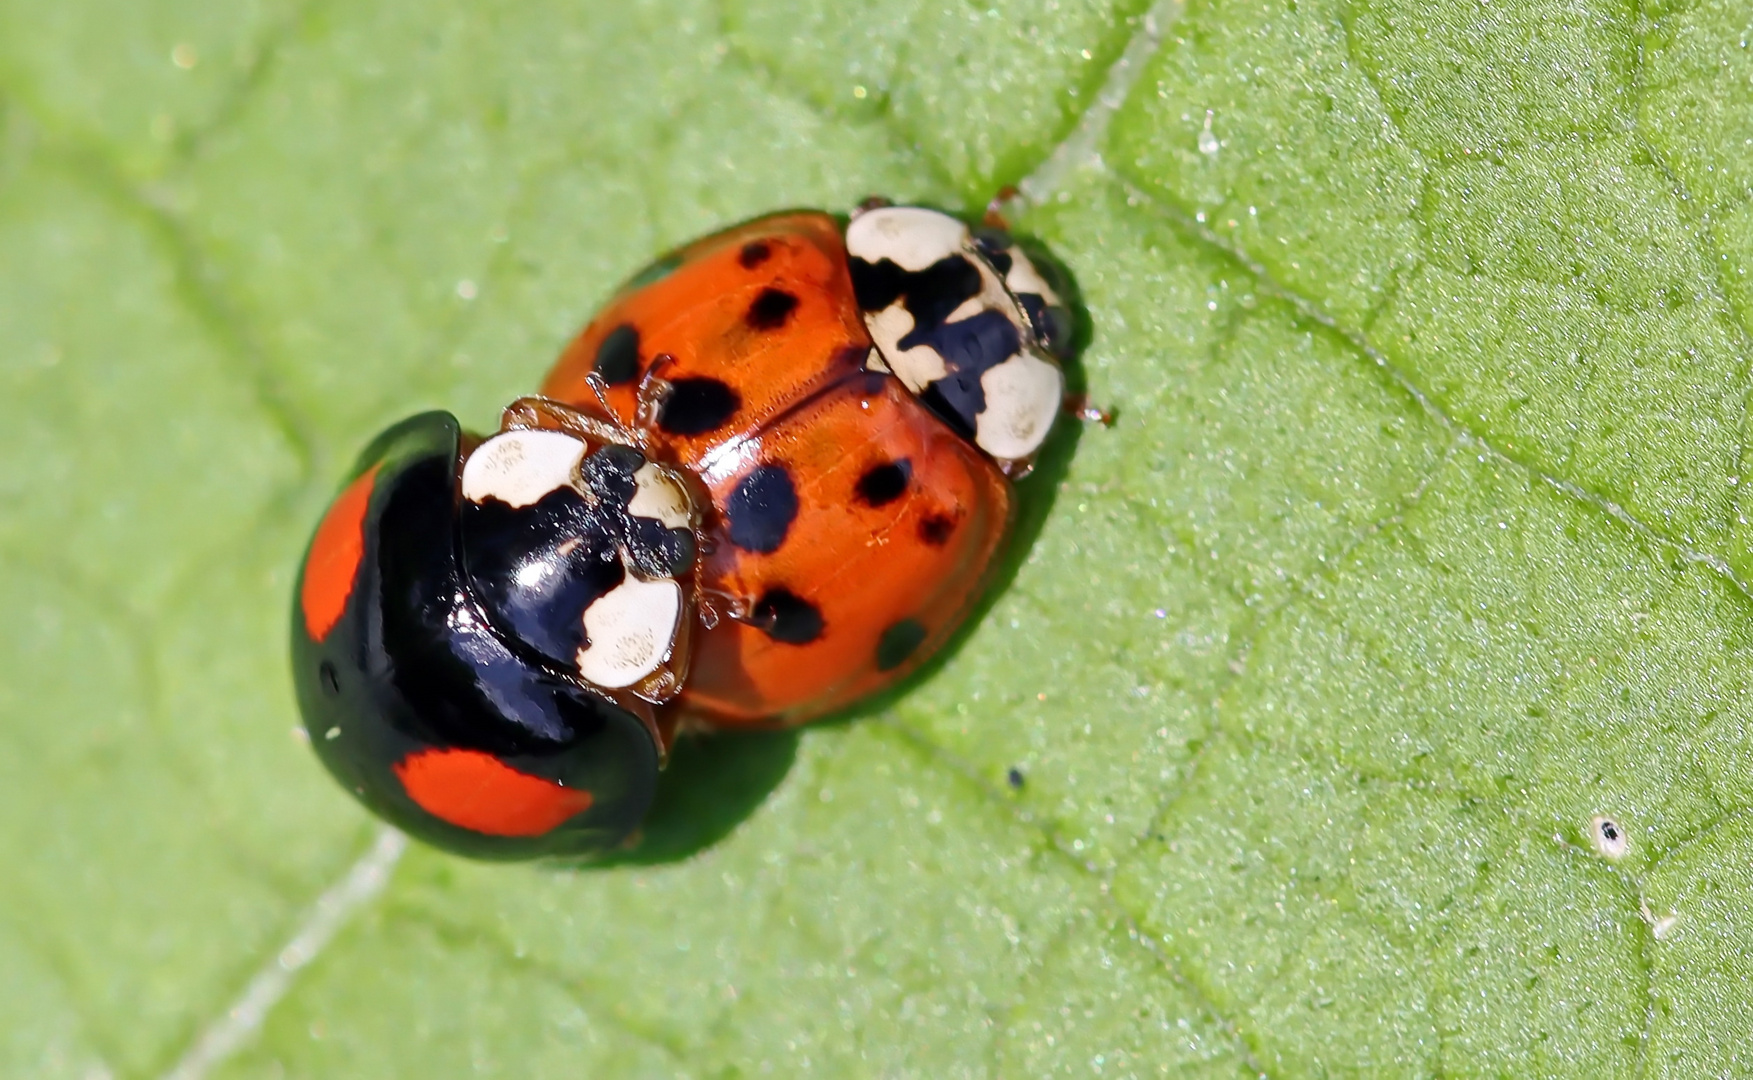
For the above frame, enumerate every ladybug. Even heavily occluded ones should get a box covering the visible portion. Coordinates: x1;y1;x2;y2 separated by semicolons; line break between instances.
291;201;1078;858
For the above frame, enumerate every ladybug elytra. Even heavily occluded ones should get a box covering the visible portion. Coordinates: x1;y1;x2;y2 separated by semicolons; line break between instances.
291;202;1078;858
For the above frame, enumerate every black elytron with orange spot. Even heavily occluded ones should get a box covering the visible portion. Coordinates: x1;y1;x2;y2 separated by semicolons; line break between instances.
291;202;1079;858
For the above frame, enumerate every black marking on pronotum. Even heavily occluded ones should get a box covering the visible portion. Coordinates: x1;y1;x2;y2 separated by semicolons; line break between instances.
594;324;641;386
461;485;627;668
851;251;1022;437
752;587;823;644
726;464;799;554
746;288;799;330
853;254;984;328
918;513;956;547
906;310;1022;437
849;256;907;312
875;618;927;671
973;231;1014;274
1016;292;1073;358
855;459;911;507
460;443;694;670
739;240;772;269
657;377;741;436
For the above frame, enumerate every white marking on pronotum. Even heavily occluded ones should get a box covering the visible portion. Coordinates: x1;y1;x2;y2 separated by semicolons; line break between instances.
1002;248;1062;308
866;305;947;388
576;573;682;688
975;351;1065;462
844;206;968;271
160;827;407;1080
461;429;586;508
1588;814;1630;860
627;462;692;529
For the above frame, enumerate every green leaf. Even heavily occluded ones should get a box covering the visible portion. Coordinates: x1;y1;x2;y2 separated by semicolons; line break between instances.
3;0;1753;1074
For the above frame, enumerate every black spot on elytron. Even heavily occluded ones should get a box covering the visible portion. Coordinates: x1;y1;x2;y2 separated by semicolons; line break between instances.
746;288;799;330
739;240;772;269
875;618;927;671
751;587;823;644
918;513;956;547
833;342;874;372
726;464;799;554
657;377;741;436
855;459;911;507
594;324;641;386
1007;767;1025;790
319;660;341;696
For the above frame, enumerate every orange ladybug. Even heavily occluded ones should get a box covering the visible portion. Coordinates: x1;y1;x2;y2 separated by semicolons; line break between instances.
290;201;1077;858
544;203;1075;727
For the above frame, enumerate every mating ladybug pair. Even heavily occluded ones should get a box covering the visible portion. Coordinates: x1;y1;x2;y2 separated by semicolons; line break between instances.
291;202;1080;858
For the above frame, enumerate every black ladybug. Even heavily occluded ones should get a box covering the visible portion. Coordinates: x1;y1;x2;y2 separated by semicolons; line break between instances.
291;407;698;859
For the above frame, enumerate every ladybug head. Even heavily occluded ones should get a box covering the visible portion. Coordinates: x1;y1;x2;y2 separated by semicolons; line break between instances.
845;205;1076;475
291;407;700;859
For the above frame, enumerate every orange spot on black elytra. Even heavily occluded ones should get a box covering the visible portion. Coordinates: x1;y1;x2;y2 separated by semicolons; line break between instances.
393;747;593;837
300;465;379;642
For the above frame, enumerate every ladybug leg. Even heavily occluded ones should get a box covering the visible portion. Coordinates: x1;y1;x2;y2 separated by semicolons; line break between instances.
697;587;750;631
1062;394;1116;427
631;353;679;437
852;194;894;218
983;185;1021;230
500;395;631;445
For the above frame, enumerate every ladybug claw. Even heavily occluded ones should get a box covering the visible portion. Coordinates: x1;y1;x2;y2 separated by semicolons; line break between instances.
983;186;1021;230
1062;394;1116;427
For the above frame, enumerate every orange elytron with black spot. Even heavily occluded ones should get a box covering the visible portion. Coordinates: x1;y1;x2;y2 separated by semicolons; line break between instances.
290;202;1076;858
